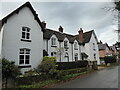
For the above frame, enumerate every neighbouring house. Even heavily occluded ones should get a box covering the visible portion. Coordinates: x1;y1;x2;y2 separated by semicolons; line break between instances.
43;26;100;64
75;28;100;64
98;41;112;60
110;45;119;59
0;2;45;73
0;2;100;73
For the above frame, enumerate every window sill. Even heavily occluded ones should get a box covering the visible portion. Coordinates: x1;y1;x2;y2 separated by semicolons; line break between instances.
74;48;78;50
51;45;57;47
21;39;31;42
18;65;31;68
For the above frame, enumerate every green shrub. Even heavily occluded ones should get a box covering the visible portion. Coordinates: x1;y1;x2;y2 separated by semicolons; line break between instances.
2;58;20;88
104;56;117;65
37;56;57;76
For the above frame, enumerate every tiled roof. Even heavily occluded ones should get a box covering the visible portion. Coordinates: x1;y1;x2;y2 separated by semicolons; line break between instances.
98;44;107;50
44;29;94;44
43;29;78;43
98;43;110;50
75;30;93;43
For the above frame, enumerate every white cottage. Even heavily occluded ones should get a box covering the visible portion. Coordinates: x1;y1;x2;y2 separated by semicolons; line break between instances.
43;26;100;64
0;2;100;73
0;2;45;73
75;28;100;64
43;26;81;62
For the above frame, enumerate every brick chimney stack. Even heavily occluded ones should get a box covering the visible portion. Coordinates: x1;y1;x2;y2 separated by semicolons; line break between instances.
99;40;103;44
78;28;84;43
58;26;63;33
41;21;46;29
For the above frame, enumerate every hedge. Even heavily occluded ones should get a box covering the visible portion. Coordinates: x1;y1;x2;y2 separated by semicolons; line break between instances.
56;60;88;70
104;56;117;65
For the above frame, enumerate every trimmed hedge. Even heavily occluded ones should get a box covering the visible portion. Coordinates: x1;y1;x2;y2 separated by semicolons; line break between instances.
104;56;117;65
56;60;88;70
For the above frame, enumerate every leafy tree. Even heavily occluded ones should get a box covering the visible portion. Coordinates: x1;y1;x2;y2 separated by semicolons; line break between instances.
56;47;64;62
2;58;20;88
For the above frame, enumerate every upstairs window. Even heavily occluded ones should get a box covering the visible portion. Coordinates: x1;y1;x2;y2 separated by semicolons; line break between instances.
94;53;96;60
51;38;56;46
64;41;68;48
21;27;31;42
75;53;78;61
19;48;30;65
74;42;78;50
93;43;96;51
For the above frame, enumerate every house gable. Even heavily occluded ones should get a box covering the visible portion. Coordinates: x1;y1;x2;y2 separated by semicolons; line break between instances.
1;2;44;32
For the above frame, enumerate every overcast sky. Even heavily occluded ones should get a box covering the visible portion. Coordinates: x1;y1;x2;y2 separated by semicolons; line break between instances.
0;0;118;46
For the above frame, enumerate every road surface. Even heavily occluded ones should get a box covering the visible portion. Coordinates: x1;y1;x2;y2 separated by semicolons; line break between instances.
53;66;119;88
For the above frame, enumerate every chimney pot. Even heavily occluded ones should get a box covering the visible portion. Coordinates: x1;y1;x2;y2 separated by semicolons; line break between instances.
58;25;63;33
41;21;46;29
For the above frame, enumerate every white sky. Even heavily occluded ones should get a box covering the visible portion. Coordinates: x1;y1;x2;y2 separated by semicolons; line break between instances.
0;0;118;46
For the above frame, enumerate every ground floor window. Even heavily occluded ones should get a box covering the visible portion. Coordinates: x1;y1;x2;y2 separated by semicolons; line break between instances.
19;48;30;65
94;53;96;60
75;53;78;61
51;52;56;56
65;52;69;62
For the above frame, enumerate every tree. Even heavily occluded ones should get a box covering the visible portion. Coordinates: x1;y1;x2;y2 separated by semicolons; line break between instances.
56;47;64;62
2;58;20;88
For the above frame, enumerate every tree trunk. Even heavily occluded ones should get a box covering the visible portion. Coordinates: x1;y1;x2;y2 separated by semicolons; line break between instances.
5;78;8;89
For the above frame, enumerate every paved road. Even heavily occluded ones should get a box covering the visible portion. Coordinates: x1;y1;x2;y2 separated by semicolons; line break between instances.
53;66;119;88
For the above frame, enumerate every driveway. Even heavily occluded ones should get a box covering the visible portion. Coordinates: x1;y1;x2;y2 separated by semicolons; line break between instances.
53;66;119;88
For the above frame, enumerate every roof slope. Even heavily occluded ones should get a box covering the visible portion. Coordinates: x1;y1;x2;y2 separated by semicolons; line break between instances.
44;29;94;44
75;30;93;43
1;2;45;32
43;29;79;43
98;43;110;50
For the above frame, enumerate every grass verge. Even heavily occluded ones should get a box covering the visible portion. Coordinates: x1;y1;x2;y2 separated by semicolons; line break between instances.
16;71;87;88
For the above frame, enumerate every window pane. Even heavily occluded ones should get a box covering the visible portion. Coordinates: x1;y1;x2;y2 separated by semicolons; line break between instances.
25;55;30;59
20;60;24;64
22;32;25;38
25;60;29;64
27;28;30;32
22;27;26;31
20;55;24;59
26;33;30;39
20;49;24;54
26;49;30;54
51;38;54;45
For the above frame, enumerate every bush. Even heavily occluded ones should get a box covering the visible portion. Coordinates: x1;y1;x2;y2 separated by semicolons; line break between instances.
104;56;117;65
2;58;20;88
37;57;57;75
57;60;88;70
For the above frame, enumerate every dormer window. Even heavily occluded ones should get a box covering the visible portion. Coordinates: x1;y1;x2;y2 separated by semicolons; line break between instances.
74;42;78;50
51;38;56;47
21;27;31;42
64;41;67;47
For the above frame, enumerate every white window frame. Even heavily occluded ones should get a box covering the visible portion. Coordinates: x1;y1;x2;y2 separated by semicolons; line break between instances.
75;53;78;61
64;41;68;48
93;43;96;51
74;42;78;50
21;27;31;40
19;48;31;65
51;38;56;46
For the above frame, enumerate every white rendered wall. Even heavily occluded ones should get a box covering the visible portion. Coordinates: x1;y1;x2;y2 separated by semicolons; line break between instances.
2;7;43;73
73;40;81;61
0;26;3;59
87;33;100;64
